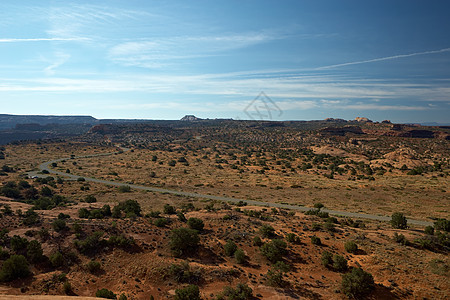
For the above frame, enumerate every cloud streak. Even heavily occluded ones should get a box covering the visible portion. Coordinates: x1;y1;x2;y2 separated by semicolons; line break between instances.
317;47;450;70
0;37;90;43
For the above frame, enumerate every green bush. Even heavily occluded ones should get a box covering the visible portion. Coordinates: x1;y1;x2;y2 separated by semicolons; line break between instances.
311;236;321;245
169;228;200;257
0;255;30;282
52;219;67;232
175;284;200;300
333;254;348;272
163;204;176;215
391;212;408;229
285;233;300;243
217;283;253;300
344;241;358;254
96;288;116;299
87;260;101;273
50;251;64;268
321;251;333;268
63;281;72;295
118;185;131;193
79;208;90;218
154;218;169;227
434;219;450;232
341;268;375;299
224;240;237;256
85;195;97;203
187;217;204;232
266;269;283;287
259;224;275;238
177;212;187;222
393;232;408;245
26;240;44;263
424;226;434;235
10;235;29;254
253;236;263;246
234;249;246;264
112;200;141;218
260;239;287;263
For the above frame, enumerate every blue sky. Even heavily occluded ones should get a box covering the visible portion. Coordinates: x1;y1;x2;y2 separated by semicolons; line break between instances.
1;0;449;123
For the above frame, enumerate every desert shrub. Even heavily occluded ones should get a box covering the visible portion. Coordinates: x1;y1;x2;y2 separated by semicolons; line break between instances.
52;219;67;232
429;259;449;276
175;284;200;300
234;249;246;264
187;217;204;232
224;240;237;256
26;240;44;263
341;268;375;299
217;283;253;300
96;288;116;299
147;211;161;218
168;160;176;167
169;228;200;257
393;232;408;245
344;241;358;254
424;226;434;235
259;224;275;238
10;235;29;255
266;269;283;287
108;235;135;249
118;185;131;193
86;260;101;273
63;281;72;294
314;203;324;209
0;255;30;282
321;251;333;268
391;212;408;229
163;204;176;215
0;247;9;260
49;251;64;268
85;195;97;203
285;233;300;243
78;208;90;218
273;261;290;272
40;186;53;197
154;218;168;227
167;261;201;283
253;236;263;246
323;221;335;232
112;200;141;218
434;219;450;232
74;231;105;255
311;236;321;245
333;254;348;272
22;209;40;226
177;212;187;222
260;239;287;263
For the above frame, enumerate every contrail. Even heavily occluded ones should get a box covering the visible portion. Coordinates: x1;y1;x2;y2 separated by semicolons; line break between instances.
317;47;450;70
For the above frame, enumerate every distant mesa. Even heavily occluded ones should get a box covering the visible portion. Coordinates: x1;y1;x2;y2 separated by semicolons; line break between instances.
180;115;202;121
381;120;392;124
324;118;347;122
354;117;372;123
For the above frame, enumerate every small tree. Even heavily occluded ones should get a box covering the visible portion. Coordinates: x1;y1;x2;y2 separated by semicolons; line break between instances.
321;251;333;268
333;254;348;272
341;268;375;299
87;260;101;273
344;241;358;254
187;218;204;232
311;236;321;245
234;249;246;264
169;228;200;257
26;240;44;263
96;288;116;299
259;224;275;238
164;204;176;215
175;284;200;300
260;239;287;263
224;240;237;256
391;212;408;229
0;255;30;282
52;219;67;232
424;226;434;235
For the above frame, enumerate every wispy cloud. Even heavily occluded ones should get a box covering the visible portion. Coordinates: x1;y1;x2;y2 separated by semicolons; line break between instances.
0;37;90;43
108;32;281;68
43;52;71;75
317;47;450;70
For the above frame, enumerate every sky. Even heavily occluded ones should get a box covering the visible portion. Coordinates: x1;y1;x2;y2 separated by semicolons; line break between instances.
1;0;449;123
